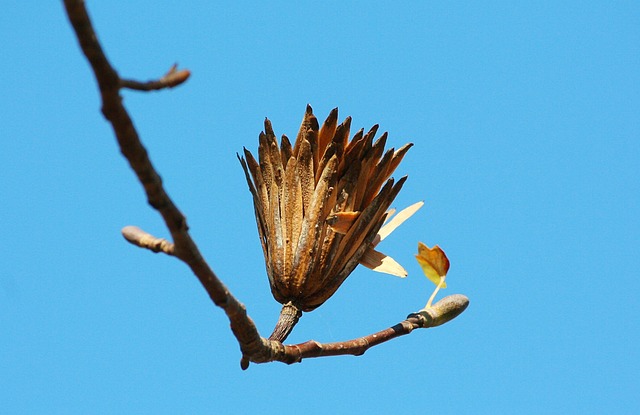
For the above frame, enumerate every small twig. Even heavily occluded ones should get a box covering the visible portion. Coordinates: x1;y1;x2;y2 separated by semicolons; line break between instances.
122;226;175;255
121;64;191;91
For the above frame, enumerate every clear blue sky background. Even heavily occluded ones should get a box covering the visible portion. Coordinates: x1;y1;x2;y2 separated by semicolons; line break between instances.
1;1;638;414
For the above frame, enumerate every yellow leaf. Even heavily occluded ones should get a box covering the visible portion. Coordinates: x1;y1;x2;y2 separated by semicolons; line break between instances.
415;242;449;288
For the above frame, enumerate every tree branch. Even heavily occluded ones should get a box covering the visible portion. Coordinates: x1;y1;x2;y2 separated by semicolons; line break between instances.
63;0;264;366
63;0;469;369
260;294;469;365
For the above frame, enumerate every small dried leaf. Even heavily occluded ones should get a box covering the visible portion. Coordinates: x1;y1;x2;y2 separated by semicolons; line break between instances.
415;242;449;287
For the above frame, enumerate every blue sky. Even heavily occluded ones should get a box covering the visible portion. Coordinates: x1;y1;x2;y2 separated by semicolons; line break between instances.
1;1;639;413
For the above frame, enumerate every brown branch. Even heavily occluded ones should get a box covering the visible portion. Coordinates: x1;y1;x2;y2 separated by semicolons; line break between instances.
252;295;469;365
63;0;469;369
121;64;191;91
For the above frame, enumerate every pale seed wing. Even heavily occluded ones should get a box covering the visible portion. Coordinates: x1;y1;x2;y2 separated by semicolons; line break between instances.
382;208;396;224
359;247;407;277
373;201;424;246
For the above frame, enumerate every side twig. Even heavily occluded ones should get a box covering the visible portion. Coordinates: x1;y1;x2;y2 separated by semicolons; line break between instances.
122;226;175;255
121;64;191;91
63;0;468;369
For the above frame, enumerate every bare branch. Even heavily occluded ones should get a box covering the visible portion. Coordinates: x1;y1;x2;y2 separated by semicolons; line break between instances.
63;0;469;369
121;64;191;91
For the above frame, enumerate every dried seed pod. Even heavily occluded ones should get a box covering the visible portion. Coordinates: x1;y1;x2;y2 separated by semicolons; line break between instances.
239;105;417;341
